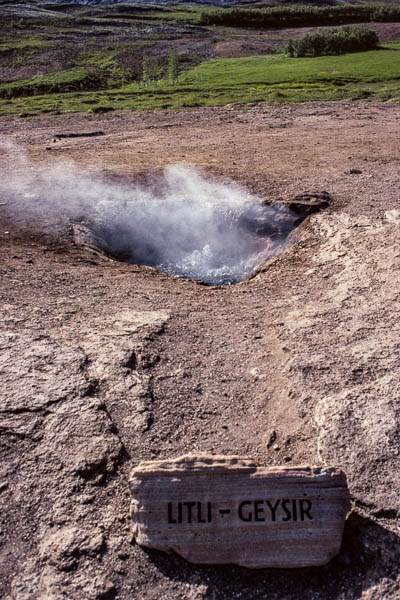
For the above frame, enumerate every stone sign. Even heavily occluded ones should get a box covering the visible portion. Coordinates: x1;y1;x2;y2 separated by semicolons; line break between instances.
129;454;350;568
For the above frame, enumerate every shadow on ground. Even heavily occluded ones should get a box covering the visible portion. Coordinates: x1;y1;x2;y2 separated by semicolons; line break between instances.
143;512;400;599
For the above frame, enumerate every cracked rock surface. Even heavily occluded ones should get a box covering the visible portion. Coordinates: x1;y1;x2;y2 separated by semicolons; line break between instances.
1;101;400;599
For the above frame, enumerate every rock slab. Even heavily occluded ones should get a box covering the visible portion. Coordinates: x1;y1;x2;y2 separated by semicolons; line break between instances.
129;454;350;568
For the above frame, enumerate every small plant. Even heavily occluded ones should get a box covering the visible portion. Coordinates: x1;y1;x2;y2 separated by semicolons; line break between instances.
167;48;179;85
141;54;159;87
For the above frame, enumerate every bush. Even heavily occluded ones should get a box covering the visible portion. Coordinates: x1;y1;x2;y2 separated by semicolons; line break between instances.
199;6;400;29
286;27;379;57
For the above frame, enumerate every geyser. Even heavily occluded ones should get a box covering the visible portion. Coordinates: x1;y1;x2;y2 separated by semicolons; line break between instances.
90;189;297;286
1;144;310;285
76;166;302;286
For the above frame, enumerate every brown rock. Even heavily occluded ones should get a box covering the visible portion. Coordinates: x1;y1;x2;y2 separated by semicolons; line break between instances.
264;192;332;215
129;454;350;568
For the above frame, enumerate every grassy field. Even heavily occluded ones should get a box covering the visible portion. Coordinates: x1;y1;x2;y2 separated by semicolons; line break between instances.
179;44;400;88
1;0;400;116
1;42;399;116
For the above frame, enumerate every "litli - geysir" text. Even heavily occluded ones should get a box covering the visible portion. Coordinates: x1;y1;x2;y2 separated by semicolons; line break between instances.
167;498;313;524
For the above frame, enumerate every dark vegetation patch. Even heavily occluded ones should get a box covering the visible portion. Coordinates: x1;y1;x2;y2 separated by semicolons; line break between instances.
287;26;379;56
199;5;400;28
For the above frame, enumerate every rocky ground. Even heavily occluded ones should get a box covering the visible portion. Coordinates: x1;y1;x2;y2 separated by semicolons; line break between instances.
0;100;400;599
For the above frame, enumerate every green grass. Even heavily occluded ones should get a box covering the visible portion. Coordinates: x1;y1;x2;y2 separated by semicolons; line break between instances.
178;43;400;88
90;3;212;25
1;42;399;115
0;67;104;99
107;6;204;25
0;36;50;52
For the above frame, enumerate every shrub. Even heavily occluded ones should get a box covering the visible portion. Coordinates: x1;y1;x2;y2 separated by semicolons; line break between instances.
199;6;400;29
286;27;379;57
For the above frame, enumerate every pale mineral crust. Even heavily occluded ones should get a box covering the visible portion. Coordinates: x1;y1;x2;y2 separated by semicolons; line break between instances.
129;454;350;568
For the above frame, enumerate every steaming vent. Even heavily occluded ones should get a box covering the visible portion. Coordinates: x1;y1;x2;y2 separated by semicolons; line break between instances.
73;166;316;286
87;199;297;286
1;147;329;286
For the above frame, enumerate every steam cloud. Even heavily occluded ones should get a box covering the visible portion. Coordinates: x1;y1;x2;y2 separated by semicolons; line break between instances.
1;142;295;285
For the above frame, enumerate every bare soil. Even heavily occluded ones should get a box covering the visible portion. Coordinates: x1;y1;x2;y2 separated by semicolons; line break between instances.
1;100;400;599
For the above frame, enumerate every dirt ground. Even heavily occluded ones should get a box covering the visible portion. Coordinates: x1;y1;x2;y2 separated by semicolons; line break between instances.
1;100;400;599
